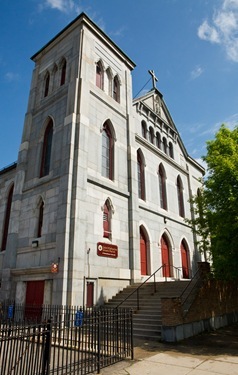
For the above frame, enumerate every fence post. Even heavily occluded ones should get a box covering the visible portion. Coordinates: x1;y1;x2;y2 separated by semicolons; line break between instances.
130;309;134;360
97;310;101;374
42;319;52;375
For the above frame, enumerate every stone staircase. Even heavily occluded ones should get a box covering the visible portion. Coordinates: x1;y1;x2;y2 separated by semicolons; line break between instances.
106;280;191;340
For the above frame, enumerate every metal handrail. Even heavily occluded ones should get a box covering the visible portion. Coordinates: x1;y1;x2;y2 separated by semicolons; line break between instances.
179;268;201;308
116;265;165;310
116;263;193;310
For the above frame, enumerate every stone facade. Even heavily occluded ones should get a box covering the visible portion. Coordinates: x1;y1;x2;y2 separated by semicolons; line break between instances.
0;13;204;307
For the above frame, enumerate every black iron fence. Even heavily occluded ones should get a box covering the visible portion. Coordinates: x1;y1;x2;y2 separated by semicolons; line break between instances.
0;303;133;374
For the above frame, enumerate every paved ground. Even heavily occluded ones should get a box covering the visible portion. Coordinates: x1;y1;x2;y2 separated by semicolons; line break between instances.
99;323;238;374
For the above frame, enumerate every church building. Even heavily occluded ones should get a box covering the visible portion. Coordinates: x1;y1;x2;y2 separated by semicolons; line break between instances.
0;13;204;307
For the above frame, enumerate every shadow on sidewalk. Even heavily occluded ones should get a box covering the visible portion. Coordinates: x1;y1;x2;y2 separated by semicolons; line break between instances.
134;323;238;359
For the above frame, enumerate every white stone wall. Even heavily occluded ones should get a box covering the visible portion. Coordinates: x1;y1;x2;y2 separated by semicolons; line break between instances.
0;14;204;306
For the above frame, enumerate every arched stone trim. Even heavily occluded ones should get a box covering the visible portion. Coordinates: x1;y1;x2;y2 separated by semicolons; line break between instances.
100;119;117;142
95;59;105;90
101;197;115;214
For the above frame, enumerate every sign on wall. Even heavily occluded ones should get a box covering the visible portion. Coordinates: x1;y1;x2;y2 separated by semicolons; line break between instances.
97;242;118;258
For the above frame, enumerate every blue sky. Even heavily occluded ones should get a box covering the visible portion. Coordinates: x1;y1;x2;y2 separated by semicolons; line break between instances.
1;0;238;170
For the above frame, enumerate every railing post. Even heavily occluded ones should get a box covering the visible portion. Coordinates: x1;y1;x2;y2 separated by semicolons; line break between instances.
130;309;134;360
42;319;51;375
153;274;156;294
97;310;101;374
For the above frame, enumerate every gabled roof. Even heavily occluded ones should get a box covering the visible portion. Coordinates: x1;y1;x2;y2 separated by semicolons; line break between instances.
31;12;136;70
133;88;205;174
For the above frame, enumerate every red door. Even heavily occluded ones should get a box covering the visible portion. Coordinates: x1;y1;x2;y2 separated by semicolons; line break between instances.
161;236;171;277
140;232;148;275
181;241;189;279
86;282;94;308
25;280;44;321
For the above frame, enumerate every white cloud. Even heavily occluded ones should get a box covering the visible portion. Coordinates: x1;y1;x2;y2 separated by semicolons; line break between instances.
198;20;220;43
201;113;238;137
41;0;81;14
5;72;20;82
190;65;204;80
197;0;238;62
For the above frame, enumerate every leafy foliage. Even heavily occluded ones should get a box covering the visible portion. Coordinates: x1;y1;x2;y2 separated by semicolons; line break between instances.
189;125;238;280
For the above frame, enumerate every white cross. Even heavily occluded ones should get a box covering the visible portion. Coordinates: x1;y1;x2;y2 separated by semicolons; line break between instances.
148;69;158;89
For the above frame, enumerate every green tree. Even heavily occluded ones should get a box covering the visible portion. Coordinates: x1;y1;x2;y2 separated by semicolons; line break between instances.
190;125;238;280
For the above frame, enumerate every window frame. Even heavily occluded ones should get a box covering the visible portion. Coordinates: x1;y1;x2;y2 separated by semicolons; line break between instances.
177;176;185;217
137;151;145;200
37;200;44;238
149;127;154;144
101;122;114;180
156;132;161;149
44;72;50;97
40;119;53;178
60;59;67;86
103;200;112;239
96;61;104;90
159;164;167;210
169;142;174;158
141;121;147;139
162;137;168;154
113;75;120;103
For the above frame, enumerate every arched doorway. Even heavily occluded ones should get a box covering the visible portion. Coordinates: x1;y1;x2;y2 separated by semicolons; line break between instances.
161;235;172;277
180;240;190;279
140;228;148;275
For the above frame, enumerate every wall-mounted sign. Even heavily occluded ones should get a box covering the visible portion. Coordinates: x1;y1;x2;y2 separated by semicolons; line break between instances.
97;242;118;259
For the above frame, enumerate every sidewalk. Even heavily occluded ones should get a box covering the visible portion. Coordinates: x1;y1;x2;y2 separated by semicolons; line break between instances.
99;323;238;374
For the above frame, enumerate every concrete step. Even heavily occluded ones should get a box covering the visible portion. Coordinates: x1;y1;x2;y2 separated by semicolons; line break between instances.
133;314;162;325
104;280;195;341
134;323;162;331
133;327;162;339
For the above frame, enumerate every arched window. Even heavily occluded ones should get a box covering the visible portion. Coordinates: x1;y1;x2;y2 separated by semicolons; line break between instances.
162;137;167;154
177;176;185;217
149;127;154;144
1;184;14;251
169;142;174;158
103;200;112;239
37;199;44;238
113;75;120;103
156;132;161;149
44;72;50;97
158;164;167;210
96;61;103;89
40;119;53;177
102;122;114;180
137;150;145;200
141;121;147;139
60;59;67;86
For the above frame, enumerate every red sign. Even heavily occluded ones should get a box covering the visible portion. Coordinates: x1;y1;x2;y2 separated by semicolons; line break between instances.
97;243;118;258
